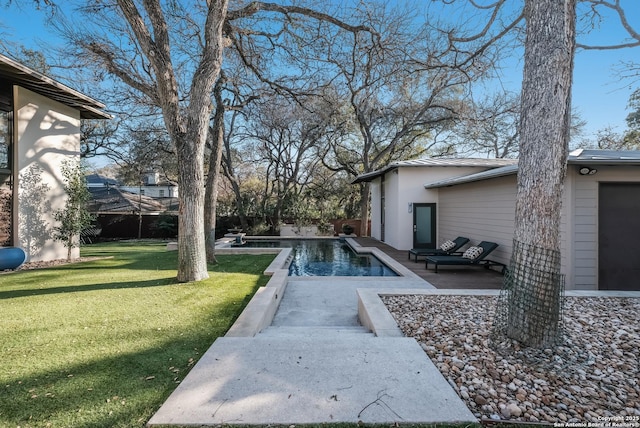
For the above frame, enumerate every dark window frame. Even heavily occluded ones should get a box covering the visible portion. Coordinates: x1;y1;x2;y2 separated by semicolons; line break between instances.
0;80;14;247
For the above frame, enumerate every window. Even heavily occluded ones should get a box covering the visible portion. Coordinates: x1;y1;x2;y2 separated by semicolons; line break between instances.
0;110;9;171
0;105;13;247
159;189;165;197
140;189;145;196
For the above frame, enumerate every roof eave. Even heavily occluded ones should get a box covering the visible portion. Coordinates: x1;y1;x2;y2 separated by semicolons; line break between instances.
351;158;518;184
568;158;640;165
351;167;395;184
0;53;111;119
423;165;518;189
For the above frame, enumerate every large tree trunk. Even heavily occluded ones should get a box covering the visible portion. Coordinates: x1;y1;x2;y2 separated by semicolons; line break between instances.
204;135;223;264
176;131;209;282
503;0;577;347
112;0;228;282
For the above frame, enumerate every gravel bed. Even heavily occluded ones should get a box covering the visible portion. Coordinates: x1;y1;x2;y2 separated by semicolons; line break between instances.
383;295;640;424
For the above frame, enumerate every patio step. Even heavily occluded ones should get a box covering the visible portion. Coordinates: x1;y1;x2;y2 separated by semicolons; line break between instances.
258;326;373;337
148;335;476;425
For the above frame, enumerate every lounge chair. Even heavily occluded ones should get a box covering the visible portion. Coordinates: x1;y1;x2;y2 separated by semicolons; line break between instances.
408;236;469;262
425;241;506;273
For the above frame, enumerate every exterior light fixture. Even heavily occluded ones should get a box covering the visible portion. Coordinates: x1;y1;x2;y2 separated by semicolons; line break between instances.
579;166;597;175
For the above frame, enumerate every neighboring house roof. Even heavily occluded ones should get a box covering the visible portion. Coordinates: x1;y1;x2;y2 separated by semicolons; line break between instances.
140;181;178;187
156;197;180;213
0;53;110;120
424;149;640;189
88;187;167;214
86;174;121;187
351;158;517;184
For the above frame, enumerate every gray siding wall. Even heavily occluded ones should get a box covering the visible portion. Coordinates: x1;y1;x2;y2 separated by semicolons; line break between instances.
438;175;575;287
571;170;598;289
437;175;517;266
423;164;640;290
569;165;640;290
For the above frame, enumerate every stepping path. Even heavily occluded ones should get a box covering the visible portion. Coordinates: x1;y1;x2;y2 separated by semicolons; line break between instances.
148;272;477;425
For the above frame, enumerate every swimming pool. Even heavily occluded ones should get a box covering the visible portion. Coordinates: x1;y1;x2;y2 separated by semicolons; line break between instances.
240;239;398;277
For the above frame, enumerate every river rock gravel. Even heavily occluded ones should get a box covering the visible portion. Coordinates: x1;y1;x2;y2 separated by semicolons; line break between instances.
382;295;640;424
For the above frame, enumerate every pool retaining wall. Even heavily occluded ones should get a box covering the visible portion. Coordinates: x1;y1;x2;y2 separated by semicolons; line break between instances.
225;266;290;337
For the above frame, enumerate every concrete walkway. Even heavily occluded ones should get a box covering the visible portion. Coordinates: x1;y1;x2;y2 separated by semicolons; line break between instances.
148;259;477;425
149;236;640;426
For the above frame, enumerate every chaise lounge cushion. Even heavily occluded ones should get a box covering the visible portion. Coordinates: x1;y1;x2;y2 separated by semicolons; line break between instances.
407;236;470;262
440;240;456;251
425;241;505;273
462;246;483;260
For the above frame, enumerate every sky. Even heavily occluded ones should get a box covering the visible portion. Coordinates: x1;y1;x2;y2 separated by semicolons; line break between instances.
1;1;639;145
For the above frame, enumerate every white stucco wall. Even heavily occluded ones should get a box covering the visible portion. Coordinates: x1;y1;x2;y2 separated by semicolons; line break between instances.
369;179;382;240
383;170;401;247
14;86;81;262
384;167;437;251
378;166;496;251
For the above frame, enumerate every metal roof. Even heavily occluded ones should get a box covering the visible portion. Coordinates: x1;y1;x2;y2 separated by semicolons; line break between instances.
423;149;640;189
0;53;110;120
424;164;519;188
351;158;517;184
568;148;640;164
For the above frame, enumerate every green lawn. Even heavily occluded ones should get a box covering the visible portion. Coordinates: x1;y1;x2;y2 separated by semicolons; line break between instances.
0;241;274;428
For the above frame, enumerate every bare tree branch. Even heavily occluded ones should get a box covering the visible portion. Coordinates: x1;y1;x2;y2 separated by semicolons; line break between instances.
226;2;376;35
577;0;640;50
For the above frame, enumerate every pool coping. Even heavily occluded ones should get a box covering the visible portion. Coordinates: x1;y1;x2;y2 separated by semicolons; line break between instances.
218;237;430;337
225;247;293;337
193;238;640;338
215;236;418;277
346;237;424;280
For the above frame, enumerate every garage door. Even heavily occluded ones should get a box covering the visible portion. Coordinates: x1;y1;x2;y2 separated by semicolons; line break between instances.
599;183;640;290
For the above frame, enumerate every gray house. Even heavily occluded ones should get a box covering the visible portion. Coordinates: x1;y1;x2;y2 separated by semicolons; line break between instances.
355;149;640;291
0;53;109;262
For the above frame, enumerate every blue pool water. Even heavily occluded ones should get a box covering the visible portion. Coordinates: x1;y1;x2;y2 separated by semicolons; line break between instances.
241;239;398;277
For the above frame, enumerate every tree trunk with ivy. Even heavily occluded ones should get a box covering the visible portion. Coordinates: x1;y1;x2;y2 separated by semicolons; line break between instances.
500;0;577;348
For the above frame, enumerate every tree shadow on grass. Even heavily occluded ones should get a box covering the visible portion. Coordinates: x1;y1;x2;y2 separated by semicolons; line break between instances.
74;246;271;274
1;329;215;427
0;296;257;428
0;277;177;300
0;250;274;299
